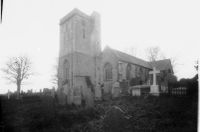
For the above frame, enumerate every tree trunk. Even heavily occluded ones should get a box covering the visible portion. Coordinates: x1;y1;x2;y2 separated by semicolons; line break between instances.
17;82;21;99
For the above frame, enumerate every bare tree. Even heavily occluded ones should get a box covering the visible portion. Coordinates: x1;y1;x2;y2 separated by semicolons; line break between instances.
146;46;160;62
194;60;198;72
1;56;32;99
51;64;58;86
123;46;137;57
170;57;178;74
51;58;59;88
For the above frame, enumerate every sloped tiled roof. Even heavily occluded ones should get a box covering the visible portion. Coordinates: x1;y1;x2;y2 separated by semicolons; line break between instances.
104;46;152;69
149;59;173;73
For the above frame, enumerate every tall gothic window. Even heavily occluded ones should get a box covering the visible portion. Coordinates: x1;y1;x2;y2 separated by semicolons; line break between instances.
126;64;131;80
104;63;112;81
118;62;123;81
63;60;70;82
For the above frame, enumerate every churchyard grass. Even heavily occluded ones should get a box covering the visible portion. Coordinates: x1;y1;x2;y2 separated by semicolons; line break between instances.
1;95;197;132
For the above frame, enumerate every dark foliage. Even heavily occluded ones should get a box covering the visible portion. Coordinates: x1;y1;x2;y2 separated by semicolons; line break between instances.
168;74;198;98
180;74;198;98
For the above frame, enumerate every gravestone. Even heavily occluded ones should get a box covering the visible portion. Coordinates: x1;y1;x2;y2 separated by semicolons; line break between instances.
85;87;94;107
51;87;55;97
112;81;121;98
68;88;74;105
131;88;141;96
161;85;167;93
129;85;150;96
73;86;82;105
120;80;129;96
103;106;129;132
7;90;10;100
149;67;160;96
95;83;102;100
63;83;70;104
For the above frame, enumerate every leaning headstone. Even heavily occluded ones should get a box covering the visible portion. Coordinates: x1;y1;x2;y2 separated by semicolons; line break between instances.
103;106;129;132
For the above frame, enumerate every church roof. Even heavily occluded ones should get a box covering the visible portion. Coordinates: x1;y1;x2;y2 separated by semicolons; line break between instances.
104;46;152;69
149;59;173;73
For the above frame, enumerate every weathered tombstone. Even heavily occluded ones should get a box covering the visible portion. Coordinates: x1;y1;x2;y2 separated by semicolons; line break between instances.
73;86;82;105
57;87;66;105
149;67;160;96
68;88;74;105
131;87;141;96
111;81;121;98
161;85;167;93
7;90;10;100
51;87;55;97
39;89;42;95
63;84;69;104
85;87;94;107
103;106;129;132
63;84;74;105
95;83;102;100
129;85;150;96
27;89;33;95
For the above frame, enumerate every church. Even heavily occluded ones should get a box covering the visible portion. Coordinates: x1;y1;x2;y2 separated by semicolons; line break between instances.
57;9;174;105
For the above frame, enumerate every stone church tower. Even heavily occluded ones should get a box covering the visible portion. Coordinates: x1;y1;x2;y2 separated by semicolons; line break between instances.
57;9;101;105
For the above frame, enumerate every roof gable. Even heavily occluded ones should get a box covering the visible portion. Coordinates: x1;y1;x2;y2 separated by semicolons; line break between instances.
149;59;173;73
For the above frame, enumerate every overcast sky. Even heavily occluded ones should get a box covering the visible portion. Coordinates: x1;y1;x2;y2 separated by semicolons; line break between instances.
0;0;199;93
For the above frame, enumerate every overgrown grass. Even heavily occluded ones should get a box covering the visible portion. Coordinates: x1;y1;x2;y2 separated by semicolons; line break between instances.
1;95;197;132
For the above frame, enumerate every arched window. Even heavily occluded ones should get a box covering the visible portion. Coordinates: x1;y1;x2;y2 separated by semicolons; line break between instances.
126;64;131;80
104;63;112;81
63;60;70;81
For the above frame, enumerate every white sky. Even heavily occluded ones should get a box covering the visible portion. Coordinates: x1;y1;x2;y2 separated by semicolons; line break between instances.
0;0;199;93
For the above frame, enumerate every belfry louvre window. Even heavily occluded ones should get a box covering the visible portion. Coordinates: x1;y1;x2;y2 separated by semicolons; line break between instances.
104;63;112;81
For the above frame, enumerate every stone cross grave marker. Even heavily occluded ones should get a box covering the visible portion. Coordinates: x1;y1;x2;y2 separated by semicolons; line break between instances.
149;67;160;96
149;67;160;85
